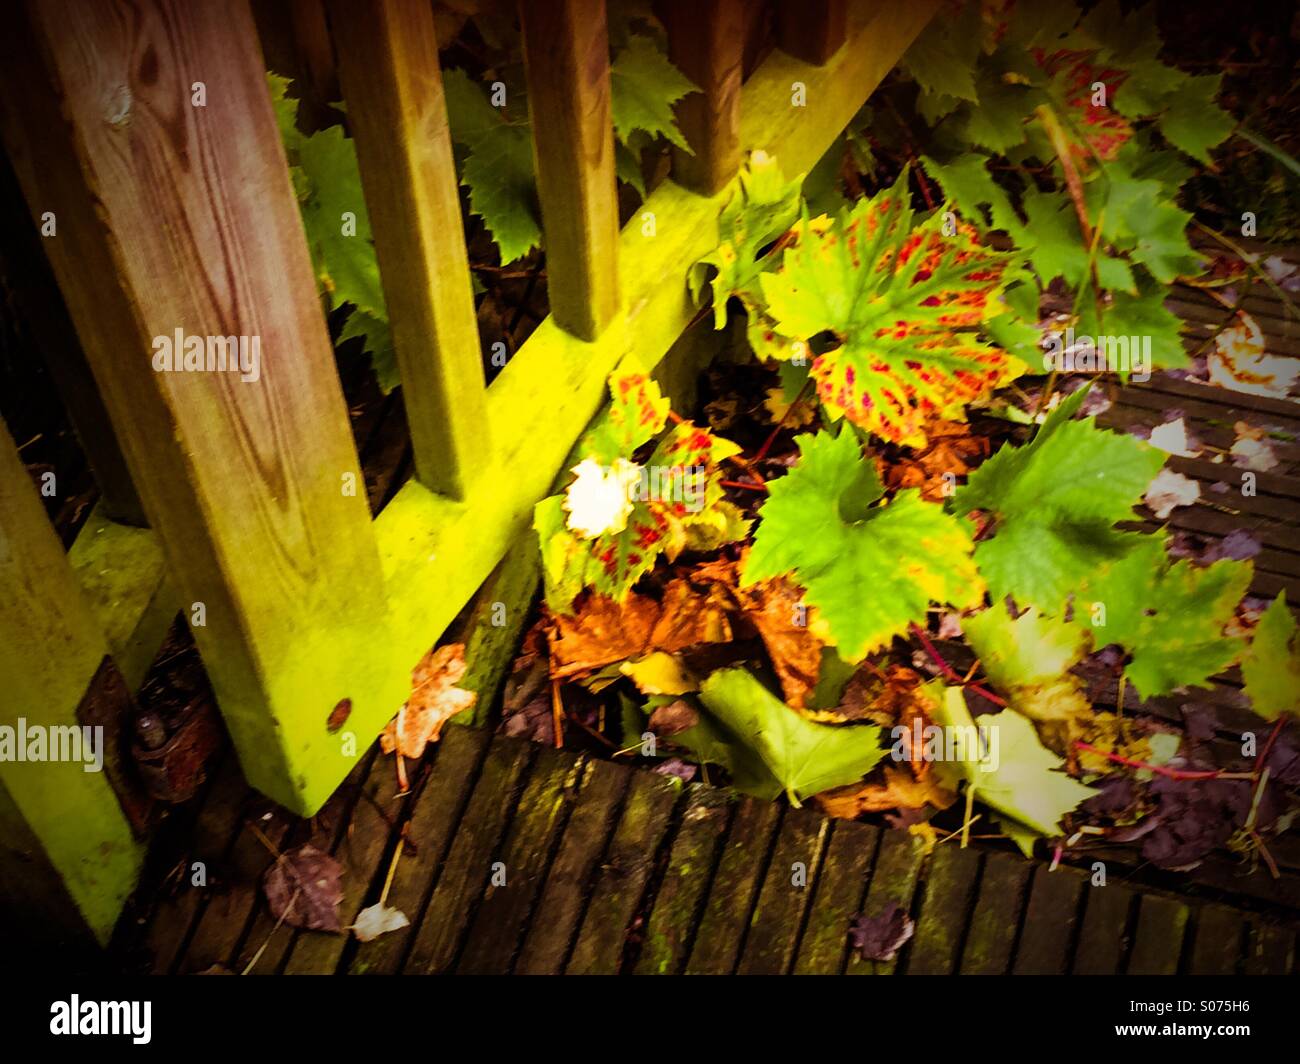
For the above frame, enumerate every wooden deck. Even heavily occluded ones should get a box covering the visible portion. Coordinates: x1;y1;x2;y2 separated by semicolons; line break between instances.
116;724;1298;975
111;262;1300;976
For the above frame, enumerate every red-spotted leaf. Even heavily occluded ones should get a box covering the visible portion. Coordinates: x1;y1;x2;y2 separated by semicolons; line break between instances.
757;169;1026;447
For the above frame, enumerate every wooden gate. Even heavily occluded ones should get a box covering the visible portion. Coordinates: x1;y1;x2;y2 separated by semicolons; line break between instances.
0;0;937;943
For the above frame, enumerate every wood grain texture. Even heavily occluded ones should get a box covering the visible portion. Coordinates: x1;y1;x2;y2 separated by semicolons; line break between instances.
906;844;980;975
793;819;878;974
1012;864;1085;975
376;0;941;706
664;0;745;195
520;0;621;339
0;416;143;944
775;0;849;66
328;0;490;498
0;0;408;815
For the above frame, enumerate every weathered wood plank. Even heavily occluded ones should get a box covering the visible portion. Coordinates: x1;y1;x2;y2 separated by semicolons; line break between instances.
1012;865;1086;975
0;417;143;944
520;0;621;340
664;0;746;195
1187;904;1245;976
328;0;490;498
375;0;940;705
685;799;781;974
457;746;585;974
736;807;831;974
1127;895;1190;975
845;830;926;975
458;537;542;727
775;0;848;66
349;724;490;974
958;853;1031;975
1071;883;1135;975
793;820;879;974
178;788;293;974
234;753;376;974
567;771;681;973
634;787;734;975
906;844;981;975
282;752;405;974
67;507;172;693
140;756;247;973
515;758;632;974
404;735;534;973
0;0;409;816
1244;919;1295;976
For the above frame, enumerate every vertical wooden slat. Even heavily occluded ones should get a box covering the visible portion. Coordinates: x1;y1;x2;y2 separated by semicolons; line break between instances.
0;417;143;944
520;0;621;340
327;0;490;499
775;0;849;66
663;0;745;195
0;0;408;816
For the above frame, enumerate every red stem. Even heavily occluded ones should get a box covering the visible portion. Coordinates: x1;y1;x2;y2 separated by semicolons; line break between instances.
1073;741;1227;782
721;479;767;492
908;622;1007;707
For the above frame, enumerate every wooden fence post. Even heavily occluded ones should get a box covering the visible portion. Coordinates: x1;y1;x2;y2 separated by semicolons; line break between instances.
328;0;490;500
776;0;849;66
664;0;746;196
520;0;621;340
0;0;408;816
0;417;144;946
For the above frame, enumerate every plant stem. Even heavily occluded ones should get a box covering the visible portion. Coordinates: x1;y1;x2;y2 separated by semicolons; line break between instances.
908;622;1007;707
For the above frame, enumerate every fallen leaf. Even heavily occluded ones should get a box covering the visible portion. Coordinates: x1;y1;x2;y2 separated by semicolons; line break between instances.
878;418;989;502
647;698;700;736
1144;467;1200;519
548;580;731;680
381;644;477;761
622;651;698;695
1148;417;1199;457
351;903;410;942
697;667;886;805
814;766;957;819
1208;312;1300;398
1230;421;1280;472
692;557;825;709
849;901;915;962
263;843;344;933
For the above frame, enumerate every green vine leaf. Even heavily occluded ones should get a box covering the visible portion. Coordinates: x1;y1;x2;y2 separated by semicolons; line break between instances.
609;33;697;151
268;74;394;391
743;426;982;661
689;152;804;331
697;667;886;806
757;170;1027;447
928;682;1096;838
442;68;540;264
1241;593;1300;721
962;603;1091;745
1078;537;1253;700
1157;73;1235;165
952;385;1166;613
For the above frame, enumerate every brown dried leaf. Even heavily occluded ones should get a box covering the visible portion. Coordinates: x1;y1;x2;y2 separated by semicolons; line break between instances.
549;581;731;680
380;643;477;760
878;419;989;502
263;843;343;933
815;766;957;820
